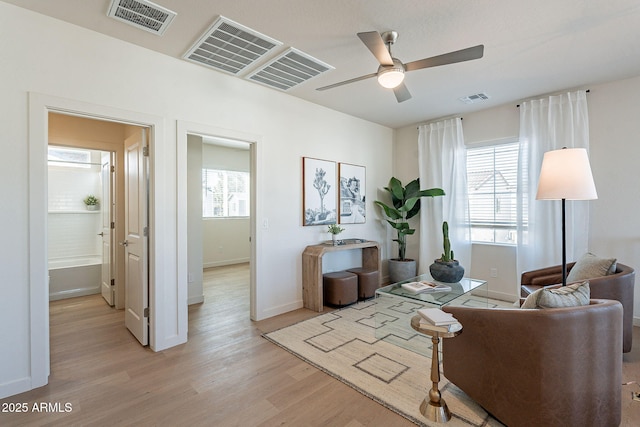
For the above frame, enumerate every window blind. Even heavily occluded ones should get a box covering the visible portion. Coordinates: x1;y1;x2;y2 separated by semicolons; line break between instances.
202;169;250;217
466;142;519;243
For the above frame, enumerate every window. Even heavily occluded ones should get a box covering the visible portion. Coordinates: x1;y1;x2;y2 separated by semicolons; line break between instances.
466;141;519;244
202;169;250;217
48;146;91;168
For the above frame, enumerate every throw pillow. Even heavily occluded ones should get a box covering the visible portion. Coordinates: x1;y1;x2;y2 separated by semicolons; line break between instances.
520;288;542;309
566;252;617;283
521;281;590;309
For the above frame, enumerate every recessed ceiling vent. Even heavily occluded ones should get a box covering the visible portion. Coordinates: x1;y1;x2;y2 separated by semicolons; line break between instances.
107;0;176;36
184;16;282;75
459;92;490;104
247;49;334;91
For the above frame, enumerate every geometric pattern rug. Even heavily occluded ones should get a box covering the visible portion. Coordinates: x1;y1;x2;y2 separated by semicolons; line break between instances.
263;300;506;427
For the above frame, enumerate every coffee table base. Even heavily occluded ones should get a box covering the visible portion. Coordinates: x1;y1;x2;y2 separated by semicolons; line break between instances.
420;397;452;423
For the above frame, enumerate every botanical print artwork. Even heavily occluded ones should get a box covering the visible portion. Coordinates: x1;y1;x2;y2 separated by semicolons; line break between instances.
339;163;365;224
303;157;337;226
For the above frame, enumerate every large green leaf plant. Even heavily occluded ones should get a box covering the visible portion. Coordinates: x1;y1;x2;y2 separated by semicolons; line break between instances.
375;177;445;260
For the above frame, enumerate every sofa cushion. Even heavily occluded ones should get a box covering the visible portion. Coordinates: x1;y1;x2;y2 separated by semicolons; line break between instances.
521;281;590;309
566;252;616;283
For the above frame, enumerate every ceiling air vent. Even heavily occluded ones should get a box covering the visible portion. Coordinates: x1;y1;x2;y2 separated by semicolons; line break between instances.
247;48;334;91
459;93;490;104
184;16;282;75
107;0;176;36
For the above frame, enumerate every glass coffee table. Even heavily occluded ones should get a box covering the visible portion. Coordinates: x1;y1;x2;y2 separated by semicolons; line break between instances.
374;274;488;355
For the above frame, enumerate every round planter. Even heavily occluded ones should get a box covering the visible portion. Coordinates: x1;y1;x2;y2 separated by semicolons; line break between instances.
429;259;464;283
388;258;417;283
86;204;99;211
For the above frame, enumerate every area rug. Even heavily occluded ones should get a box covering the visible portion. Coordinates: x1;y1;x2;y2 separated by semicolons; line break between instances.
263;300;505;427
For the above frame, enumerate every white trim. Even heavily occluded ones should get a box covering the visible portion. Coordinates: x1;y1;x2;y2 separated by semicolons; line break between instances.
260;300;304;320
203;258;250;269
464;136;519;148
28;93;51;391
484;289;518;304
0;378;32;400
26;93;182;397
187;295;205;305
176;121;261;321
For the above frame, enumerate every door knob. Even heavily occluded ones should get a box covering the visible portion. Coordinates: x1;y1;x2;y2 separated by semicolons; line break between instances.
119;240;129;247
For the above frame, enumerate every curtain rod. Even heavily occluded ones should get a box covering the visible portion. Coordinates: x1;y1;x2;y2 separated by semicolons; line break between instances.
416;117;463;130
516;89;590;108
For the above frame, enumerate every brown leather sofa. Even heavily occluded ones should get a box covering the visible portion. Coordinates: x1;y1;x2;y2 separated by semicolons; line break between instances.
521;262;635;352
442;300;623;427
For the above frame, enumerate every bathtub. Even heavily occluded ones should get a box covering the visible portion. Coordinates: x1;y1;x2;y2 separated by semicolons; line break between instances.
48;256;102;301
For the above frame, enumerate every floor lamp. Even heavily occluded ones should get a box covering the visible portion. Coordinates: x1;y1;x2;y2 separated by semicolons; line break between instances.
536;147;598;286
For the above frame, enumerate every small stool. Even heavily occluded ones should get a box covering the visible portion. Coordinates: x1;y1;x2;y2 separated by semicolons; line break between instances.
347;267;380;300
323;271;358;307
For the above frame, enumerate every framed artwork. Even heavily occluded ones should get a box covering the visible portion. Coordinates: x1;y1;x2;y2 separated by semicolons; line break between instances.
339;163;366;224
302;157;337;226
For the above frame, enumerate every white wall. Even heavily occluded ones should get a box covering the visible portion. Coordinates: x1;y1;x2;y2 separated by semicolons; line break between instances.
187;135;204;305
202;219;250;267
394;77;640;311
48;153;103;261
201;143;251;268
588;76;640;323
0;3;393;399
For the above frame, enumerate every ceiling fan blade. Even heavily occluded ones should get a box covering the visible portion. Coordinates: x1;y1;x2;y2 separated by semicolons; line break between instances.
316;73;377;91
404;45;484;72
357;31;393;66
393;83;412;103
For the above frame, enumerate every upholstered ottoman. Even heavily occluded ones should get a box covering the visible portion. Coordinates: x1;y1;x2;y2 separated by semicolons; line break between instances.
347;267;380;300
323;271;358;307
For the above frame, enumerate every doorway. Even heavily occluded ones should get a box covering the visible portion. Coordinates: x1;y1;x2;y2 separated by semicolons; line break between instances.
187;135;253;311
28;93;180;392
47;112;150;345
47;144;113;303
177;121;258;320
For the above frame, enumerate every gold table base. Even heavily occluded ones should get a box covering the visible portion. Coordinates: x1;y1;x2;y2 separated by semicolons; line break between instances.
410;315;462;423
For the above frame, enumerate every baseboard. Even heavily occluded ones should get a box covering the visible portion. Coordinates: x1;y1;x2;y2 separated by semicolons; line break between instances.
0;376;33;400
484;289;518;303
256;300;303;321
634;317;640;327
188;295;204;305
49;287;100;301
203;258;250;269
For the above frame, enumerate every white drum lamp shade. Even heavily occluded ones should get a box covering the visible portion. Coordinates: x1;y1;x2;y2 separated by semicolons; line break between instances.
536;148;598;201
536;147;597;286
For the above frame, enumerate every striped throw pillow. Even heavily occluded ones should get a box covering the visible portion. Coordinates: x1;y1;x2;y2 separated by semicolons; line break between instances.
521;281;590;309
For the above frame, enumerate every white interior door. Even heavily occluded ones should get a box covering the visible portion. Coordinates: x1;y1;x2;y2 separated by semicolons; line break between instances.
123;129;149;346
100;152;115;306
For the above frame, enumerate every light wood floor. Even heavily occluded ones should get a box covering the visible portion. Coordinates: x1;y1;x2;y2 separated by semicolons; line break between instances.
0;264;412;426
2;263;640;426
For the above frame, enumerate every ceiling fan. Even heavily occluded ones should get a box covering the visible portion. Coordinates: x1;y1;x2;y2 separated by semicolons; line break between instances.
316;30;484;103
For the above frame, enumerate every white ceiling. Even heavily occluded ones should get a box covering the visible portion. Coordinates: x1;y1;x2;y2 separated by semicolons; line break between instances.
5;0;640;128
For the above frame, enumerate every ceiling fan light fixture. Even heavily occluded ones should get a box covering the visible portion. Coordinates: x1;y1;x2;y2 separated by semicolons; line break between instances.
377;65;405;88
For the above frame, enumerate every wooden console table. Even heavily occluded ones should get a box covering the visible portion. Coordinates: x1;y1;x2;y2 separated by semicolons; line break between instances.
302;239;381;312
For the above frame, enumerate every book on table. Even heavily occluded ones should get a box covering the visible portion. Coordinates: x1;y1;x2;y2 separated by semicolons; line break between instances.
417;307;458;326
418;318;461;333
401;281;451;294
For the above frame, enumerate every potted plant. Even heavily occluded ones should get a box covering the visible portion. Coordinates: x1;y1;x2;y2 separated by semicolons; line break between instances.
327;224;345;245
83;195;99;211
375;177;444;282
429;221;464;283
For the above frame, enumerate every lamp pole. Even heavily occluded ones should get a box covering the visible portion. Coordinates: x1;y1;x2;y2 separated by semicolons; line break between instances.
536;147;597;288
561;198;567;287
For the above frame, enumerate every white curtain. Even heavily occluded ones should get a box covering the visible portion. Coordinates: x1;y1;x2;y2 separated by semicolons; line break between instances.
418;118;471;275
516;90;590;277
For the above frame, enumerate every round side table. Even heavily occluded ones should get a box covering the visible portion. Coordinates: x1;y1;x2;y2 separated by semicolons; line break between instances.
410;314;462;423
